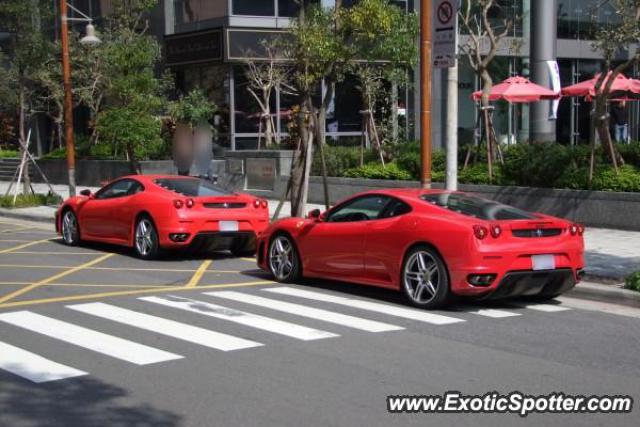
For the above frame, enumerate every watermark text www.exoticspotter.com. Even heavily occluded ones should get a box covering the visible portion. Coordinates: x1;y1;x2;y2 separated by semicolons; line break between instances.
387;392;633;417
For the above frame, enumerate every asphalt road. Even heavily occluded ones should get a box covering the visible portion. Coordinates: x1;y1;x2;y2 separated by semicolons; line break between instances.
0;218;638;427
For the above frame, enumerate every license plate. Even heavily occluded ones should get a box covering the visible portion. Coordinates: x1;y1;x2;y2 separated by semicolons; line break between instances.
219;220;239;232
532;254;555;271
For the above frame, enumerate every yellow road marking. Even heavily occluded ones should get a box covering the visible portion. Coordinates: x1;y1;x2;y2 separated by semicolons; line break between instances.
0;280;275;309
185;260;213;288
0;253;115;304
10;251;98;255
240;257;256;262
0;263;241;274
0;239;52;254
44;283;176;289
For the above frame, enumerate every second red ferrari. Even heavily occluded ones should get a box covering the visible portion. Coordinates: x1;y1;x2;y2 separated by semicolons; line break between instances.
56;175;270;259
257;189;585;308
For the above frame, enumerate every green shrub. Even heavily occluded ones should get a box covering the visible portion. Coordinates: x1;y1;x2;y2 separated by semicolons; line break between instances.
501;142;573;188
41;147;68;159
343;161;412;180
591;165;640;192
0;149;19;158
311;145;377;176
624;271;640;292
0;192;62;208
617;142;640;168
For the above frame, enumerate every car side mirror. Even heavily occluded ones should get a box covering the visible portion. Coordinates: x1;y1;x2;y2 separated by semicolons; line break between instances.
80;189;92;197
307;209;321;220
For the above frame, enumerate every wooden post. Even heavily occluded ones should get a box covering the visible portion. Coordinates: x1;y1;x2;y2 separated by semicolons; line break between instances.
420;0;432;189
60;0;76;197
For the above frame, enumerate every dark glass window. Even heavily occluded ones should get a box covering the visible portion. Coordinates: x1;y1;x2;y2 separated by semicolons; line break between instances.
155;178;231;197
278;0;299;17
421;193;538;220
95;179;141;200
379;198;412;219
327;195;392;222
331;74;362;132
232;0;275;16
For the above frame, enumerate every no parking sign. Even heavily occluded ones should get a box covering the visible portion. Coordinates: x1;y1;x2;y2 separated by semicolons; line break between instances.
433;0;458;68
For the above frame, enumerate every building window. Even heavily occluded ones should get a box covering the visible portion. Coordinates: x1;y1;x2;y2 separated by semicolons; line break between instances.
278;0;300;17
232;0;275;16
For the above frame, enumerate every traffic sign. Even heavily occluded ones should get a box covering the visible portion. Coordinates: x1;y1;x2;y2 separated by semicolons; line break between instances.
433;0;458;68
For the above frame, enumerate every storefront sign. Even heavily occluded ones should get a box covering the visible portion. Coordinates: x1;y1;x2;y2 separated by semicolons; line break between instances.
165;29;222;66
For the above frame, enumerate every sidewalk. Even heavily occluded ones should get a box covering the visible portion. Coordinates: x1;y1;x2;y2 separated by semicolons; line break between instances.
1;181;638;290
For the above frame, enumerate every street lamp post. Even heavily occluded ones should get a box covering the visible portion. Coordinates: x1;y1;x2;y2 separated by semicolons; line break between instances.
420;0;432;189
60;2;100;197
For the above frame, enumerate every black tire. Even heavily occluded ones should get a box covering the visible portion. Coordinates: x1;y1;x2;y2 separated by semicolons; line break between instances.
61;209;81;246
133;215;160;260
401;245;450;309
267;233;301;283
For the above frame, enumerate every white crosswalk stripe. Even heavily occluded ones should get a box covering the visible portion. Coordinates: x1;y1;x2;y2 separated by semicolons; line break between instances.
206;291;404;333
0;311;182;365
0;341;87;383
139;295;339;341
516;303;572;313
68;302;263;352
263;287;465;325
460;307;522;318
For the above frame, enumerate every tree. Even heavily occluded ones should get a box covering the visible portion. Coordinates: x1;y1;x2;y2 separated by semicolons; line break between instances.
459;0;514;182
285;2;351;216
589;0;640;182
242;42;295;148
95;0;167;173
345;0;418;165
0;0;53;193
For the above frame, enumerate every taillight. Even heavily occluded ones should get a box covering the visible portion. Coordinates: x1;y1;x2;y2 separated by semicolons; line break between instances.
473;225;488;240
577;224;585;236
261;200;268;209
569;224;578;236
253;199;260;208
173;199;184;209
186;198;195;208
490;224;502;238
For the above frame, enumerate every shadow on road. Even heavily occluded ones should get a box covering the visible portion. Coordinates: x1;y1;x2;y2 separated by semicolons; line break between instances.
0;374;181;427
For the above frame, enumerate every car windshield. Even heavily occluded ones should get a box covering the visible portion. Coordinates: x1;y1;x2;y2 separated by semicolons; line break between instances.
154;178;231;197
420;193;538;220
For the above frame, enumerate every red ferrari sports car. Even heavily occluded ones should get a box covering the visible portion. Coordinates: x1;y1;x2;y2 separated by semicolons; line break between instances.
56;175;270;259
257;189;585;308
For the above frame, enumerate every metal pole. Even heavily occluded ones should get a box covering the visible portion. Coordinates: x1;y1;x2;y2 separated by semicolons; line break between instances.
420;0;432;189
60;0;76;197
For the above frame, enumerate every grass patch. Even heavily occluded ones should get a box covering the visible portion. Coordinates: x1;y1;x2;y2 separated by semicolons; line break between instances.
0;149;20;158
624;271;640;292
0;192;63;208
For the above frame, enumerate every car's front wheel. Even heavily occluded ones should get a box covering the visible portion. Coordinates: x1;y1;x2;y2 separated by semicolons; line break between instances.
61;209;80;246
134;216;160;260
268;234;301;282
401;245;450;309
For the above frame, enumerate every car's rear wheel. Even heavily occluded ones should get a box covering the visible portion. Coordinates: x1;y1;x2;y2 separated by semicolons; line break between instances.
134;216;160;260
268;234;301;282
61;209;80;246
402;245;449;309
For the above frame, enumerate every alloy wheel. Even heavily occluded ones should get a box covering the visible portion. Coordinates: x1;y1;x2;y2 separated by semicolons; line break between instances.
135;218;155;257
62;210;78;245
403;250;441;305
269;236;295;281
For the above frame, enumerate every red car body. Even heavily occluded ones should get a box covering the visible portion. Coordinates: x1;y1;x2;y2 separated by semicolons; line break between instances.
56;175;270;256
257;189;585;303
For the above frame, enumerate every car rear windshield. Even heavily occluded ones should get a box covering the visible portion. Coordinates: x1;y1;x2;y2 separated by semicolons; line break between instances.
420;193;538;220
154;178;232;197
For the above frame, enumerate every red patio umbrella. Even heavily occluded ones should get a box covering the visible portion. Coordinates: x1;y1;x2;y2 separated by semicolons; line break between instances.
561;71;640;99
471;76;560;103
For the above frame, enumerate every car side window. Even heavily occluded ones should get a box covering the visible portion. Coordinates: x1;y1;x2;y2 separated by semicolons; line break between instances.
379;198;412;219
127;181;144;196
95;179;137;200
326;195;392;222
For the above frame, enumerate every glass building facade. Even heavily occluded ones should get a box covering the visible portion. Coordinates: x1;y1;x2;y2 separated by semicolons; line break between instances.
162;0;639;151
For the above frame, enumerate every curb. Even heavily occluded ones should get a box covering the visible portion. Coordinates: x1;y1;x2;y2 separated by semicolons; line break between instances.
567;282;640;309
0;208;56;224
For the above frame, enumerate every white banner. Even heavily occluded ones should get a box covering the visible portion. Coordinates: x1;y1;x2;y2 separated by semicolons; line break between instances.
547;60;561;120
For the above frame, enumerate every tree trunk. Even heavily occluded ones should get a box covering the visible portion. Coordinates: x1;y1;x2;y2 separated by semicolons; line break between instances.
446;63;458;191
480;70;494;182
314;112;330;210
18;88;31;194
391;81;399;143
290;101;308;217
